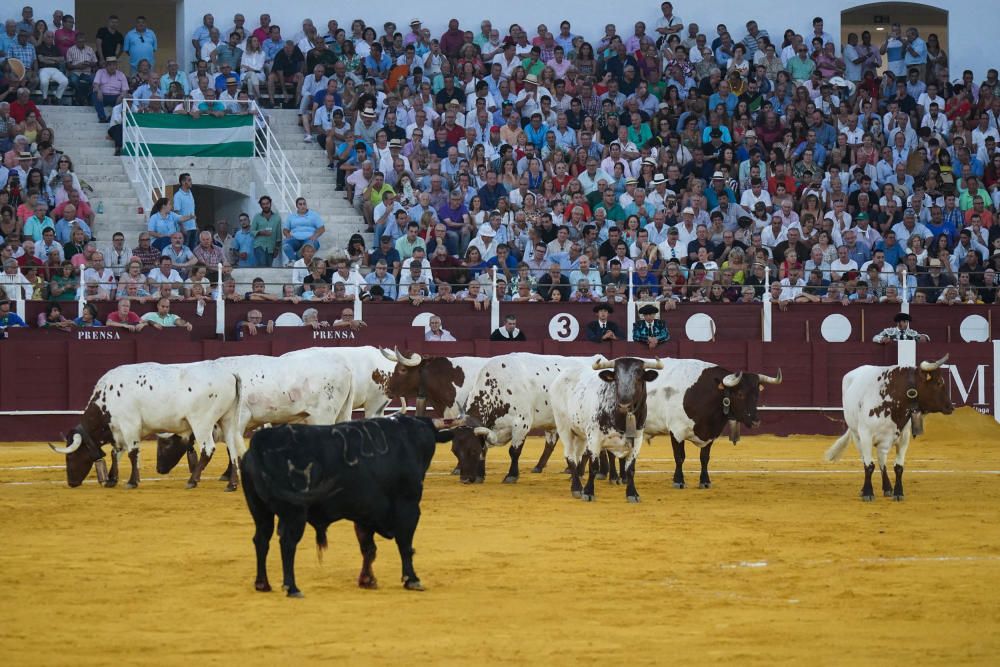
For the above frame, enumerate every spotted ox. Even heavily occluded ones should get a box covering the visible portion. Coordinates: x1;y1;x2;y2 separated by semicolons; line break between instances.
50;362;243;490
642;359;782;490
240;416;462;597
451;353;602;484
553;357;662;502
825;355;953;501
156;354;356;485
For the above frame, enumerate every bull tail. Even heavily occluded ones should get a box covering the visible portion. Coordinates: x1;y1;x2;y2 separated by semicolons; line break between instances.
315;524;328;563
825;431;853;462
227;373;247;457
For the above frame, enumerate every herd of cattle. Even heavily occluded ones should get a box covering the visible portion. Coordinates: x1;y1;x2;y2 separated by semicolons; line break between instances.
46;346;954;596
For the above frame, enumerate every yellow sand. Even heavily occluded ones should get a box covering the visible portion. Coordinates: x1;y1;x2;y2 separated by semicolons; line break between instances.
2;408;999;665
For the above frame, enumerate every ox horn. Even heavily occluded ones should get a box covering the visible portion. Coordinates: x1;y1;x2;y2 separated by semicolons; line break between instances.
50;433;83;455
380;348;399;363
395;347;422;367
644;359;664;370
919;354;949;372
473;426;498;444
759;369;783;385
592;358;615;370
722;372;743;388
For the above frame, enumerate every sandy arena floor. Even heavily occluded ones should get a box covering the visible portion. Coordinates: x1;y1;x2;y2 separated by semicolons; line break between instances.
2;409;999;665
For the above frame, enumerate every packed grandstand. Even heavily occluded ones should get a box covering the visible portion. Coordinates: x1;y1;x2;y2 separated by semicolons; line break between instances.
2;3;1000;335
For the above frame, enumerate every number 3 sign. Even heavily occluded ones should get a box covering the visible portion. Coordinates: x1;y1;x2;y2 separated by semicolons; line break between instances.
548;313;580;341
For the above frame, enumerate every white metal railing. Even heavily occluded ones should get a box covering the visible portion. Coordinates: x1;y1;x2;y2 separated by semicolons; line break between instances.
120;100;167;213
250;101;301;214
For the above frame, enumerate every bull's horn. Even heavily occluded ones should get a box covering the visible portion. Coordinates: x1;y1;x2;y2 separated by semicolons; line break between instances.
759;369;783;385
392;397;408;416
395;347;422;367
919;354;949;372
433;417;465;429
644;359;664;370
380;348;399;362
50;433;83;455
722;372;743;388
592;358;615;370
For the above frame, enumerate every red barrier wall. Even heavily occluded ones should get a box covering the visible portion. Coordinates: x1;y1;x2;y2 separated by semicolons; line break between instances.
3;304;996;441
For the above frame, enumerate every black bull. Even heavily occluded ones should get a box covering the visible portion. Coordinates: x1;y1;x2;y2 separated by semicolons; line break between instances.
239;416;460;597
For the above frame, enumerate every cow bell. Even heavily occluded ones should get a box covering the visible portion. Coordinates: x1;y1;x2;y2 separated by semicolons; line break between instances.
910;411;925;438
624;412;637;439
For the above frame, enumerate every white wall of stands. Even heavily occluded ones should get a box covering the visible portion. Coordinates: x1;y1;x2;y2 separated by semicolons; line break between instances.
40;2;999;83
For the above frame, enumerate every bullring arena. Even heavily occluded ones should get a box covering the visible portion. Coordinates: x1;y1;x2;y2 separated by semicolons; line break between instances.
6;0;1000;662
2;413;1000;664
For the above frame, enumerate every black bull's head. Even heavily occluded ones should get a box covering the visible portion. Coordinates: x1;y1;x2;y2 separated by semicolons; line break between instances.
712;369;783;441
49;429;105;488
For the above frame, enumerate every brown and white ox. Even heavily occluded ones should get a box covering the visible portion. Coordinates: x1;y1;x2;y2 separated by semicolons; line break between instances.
825;355;953;501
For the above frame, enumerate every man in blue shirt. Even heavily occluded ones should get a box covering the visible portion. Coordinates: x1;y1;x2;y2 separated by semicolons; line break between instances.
190;13;214;53
0;298;28;331
282;197;325;264
171;173;198;249
233;213;256;267
122;16;157;70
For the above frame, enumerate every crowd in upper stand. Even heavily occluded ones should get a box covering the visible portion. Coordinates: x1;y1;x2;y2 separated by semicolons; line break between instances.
3;3;1000;330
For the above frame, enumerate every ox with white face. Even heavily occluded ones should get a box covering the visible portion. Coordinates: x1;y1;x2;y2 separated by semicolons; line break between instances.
826;355;953;501
552;357;662;503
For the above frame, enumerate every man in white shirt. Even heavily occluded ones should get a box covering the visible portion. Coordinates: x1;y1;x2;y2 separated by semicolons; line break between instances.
299;65;329;140
329;259;364;296
82;251;117;293
779;263;807;301
760;215;787;249
102;232;133;277
739;177;772;212
146;256;183;296
829;245;859;281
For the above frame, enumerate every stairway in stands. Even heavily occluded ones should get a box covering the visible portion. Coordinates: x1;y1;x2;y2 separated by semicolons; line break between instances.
262;108;370;253
40;105;148;246
43;105;370;254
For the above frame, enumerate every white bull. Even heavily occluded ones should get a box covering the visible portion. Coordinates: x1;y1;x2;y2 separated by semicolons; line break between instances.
155;353;357;484
282;346;401;416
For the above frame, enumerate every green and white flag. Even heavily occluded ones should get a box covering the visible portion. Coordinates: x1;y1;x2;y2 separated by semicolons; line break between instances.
123;114;254;158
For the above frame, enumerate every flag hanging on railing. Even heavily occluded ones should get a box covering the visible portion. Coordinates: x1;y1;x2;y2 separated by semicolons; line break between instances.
123;114;254;158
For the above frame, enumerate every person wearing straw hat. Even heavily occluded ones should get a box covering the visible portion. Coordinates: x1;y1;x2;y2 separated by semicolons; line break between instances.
91;56;128;122
632;303;669;348
5;29;37;91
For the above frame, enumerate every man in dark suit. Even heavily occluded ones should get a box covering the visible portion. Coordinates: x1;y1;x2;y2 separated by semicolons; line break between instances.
490;314;526;341
586;303;624;342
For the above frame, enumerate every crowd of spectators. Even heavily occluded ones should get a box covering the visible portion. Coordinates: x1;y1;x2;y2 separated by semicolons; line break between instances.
4;4;1000;327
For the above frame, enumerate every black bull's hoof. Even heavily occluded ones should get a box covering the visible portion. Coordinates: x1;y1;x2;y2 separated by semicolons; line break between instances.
403;578;424;591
